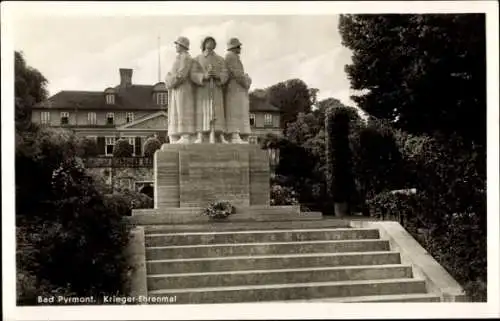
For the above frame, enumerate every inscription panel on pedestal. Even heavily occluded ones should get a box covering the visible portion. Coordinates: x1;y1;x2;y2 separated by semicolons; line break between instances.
179;148;250;207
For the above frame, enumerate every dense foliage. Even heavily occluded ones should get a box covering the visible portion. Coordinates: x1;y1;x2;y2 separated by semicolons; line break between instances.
263;79;315;130
339;14;486;146
325;106;356;205
15;51;48;130
15;51;144;305
143;136;162;157
338;14;486;301
113;139;133;157
270;181;299;206
77;137;99;157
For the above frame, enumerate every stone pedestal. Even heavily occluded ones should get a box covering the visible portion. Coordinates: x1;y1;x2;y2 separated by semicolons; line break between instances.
154;144;270;209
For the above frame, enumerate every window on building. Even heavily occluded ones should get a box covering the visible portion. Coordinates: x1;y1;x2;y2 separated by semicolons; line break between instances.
105;137;116;156
249;113;256;126
264;113;273;126
106;112;115;125
88;112;97;125
156;93;167;105
125;137;136;156
126;112;134;123
106;94;115;105
41;112;50;124
60;112;69;125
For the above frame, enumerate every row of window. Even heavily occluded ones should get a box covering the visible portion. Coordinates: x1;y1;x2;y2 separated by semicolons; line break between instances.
84;136;137;156
41;112;135;125
248;113;273;126
42;112;274;126
93;135;263;156
105;93;167;105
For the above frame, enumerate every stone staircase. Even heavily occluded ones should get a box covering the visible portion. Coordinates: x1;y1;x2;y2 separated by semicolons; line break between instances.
143;225;441;303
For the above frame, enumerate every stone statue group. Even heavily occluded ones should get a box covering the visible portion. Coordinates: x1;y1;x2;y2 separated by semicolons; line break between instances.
165;36;252;144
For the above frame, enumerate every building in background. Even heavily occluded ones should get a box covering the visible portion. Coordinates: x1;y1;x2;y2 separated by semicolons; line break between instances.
32;68;282;156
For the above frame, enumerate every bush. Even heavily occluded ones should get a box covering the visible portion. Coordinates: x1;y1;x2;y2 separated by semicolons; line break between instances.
143;137;162;157
270;184;299;206
366;131;487;302
103;190;153;217
16;127;81;221
113;139;133;157
366;191;418;222
325;107;356;205
350;119;406;203
77;137;99;157
16;127;134;305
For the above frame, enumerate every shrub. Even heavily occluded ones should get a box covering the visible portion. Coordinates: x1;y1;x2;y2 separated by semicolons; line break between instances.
143;137;162;157
77;137;99;157
113;139;133;157
201;201;235;220
366;191;419;223
350;119;406;203
325;107;356;206
367;142;486;302
103;190;153;217
270;184;299;206
16;127;134;304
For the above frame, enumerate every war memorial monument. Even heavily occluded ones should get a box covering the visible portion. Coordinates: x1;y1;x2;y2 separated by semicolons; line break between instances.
126;35;465;304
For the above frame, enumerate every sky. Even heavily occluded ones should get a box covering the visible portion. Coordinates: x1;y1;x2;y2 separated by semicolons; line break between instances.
13;14;357;106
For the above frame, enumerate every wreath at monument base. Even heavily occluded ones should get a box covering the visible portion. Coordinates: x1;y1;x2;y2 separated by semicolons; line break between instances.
201;201;235;220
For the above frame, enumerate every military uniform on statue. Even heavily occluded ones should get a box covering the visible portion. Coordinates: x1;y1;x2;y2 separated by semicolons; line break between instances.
190;36;229;144
151;36;285;214
224;37;252;144
165;36;195;144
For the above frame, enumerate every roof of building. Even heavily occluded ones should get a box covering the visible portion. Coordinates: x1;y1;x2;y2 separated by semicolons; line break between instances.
33;84;165;110
34;82;280;113
249;95;280;112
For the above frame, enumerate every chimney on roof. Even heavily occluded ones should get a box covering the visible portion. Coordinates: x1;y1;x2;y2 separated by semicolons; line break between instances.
119;68;133;87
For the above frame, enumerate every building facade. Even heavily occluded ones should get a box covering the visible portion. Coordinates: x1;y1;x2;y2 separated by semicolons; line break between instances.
32;68;282;156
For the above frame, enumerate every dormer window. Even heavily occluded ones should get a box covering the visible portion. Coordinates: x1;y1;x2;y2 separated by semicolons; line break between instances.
156;92;167;105
106;94;115;105
60;112;69;125
106;112;115;125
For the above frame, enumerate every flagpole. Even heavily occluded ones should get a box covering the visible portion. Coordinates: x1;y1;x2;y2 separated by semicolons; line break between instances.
157;36;161;83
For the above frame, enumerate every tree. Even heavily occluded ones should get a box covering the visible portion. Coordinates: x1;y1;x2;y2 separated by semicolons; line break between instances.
76;137;99;157
113;139;133;157
16;127;81;220
266;79;313;130
15;51;48;130
325;106;356;216
143;136;162;157
339;14;486;146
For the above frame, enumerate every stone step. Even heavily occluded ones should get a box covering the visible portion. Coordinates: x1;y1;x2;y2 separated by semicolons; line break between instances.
142;218;352;234
147;264;413;291
146;239;390;260
147;278;427;303
146;251;402;274
144;228;380;246
285;293;441;303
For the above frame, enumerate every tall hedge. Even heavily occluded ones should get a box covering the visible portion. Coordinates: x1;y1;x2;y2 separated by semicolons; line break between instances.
143;137;162;157
113;139;133;157
325;107;356;205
